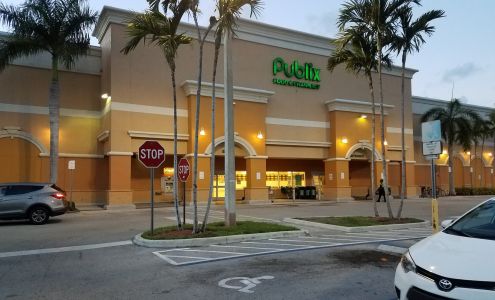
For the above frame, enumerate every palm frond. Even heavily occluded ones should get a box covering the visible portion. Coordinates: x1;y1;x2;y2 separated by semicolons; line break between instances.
0;37;45;70
215;0;263;38
0;0;96;71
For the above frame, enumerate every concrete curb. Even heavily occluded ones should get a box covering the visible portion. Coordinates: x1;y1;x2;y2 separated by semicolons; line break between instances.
282;218;430;233
133;229;308;248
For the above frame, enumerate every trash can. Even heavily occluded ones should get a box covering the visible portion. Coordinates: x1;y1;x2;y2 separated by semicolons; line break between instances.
309;186;316;199
296;187;305;199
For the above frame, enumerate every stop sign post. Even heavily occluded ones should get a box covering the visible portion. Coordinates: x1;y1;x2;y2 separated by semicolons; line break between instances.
178;158;190;225
138;141;165;235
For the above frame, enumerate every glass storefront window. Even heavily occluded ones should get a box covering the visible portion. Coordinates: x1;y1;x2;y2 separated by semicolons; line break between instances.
212;171;307;198
213;171;247;198
266;171;306;188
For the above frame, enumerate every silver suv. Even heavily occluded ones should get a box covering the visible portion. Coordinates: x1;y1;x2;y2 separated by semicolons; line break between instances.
0;183;68;225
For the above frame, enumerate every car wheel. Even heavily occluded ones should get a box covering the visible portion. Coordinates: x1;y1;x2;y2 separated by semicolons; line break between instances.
29;206;49;225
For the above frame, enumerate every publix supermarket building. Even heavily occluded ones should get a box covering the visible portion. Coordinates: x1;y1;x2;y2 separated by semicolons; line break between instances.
0;6;494;208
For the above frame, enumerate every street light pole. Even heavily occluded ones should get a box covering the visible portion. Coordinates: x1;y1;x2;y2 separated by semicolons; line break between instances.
223;30;236;227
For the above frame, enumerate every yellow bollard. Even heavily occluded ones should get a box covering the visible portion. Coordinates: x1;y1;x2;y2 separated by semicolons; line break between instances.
432;198;439;233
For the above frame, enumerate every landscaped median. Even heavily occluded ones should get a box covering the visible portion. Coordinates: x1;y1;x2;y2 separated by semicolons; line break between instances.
133;221;306;248
283;216;428;233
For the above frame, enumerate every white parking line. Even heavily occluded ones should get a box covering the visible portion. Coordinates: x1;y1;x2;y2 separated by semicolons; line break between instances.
299;236;381;242
323;233;420;239
268;238;337;245
165;255;211;260
333;232;421;239
241;241;313;247
153;234;427;266
177;249;248;255
0;240;133;258
210;245;286;251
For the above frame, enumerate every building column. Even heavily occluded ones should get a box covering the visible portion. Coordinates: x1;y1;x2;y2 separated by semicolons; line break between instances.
107;154;133;208
464;166;473;187
322;158;352;201
405;162;419;198
490;167;495;188
245;156;269;204
185;155;211;203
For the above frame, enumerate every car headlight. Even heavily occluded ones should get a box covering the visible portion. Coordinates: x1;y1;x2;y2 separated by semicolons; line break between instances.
401;251;416;273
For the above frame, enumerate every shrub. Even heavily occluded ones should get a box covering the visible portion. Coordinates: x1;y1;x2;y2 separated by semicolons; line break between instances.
455;188;495;196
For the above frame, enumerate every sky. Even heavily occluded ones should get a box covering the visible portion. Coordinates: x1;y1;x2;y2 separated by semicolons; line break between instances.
1;0;494;107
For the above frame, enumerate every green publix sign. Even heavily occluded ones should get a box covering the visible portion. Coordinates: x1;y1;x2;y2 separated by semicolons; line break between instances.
272;57;321;90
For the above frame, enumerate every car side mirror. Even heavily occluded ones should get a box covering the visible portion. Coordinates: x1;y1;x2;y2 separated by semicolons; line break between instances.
441;219;454;229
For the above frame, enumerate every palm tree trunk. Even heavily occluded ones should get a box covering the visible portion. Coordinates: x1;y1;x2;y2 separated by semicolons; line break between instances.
367;74;378;217
481;139;485;187
191;13;211;234
202;36;221;232
191;15;201;234
397;54;407;219
448;142;455;195
377;37;394;218
171;63;182;230
472;144;477;187
49;57;60;184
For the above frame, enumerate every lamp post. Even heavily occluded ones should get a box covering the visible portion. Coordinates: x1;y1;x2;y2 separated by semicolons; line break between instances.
223;30;236;227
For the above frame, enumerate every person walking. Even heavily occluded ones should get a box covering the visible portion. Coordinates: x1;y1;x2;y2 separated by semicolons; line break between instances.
376;179;387;202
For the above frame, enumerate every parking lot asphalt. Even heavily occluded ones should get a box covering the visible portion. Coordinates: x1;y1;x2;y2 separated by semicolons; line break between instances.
0;195;486;253
0;242;403;300
0;196;488;299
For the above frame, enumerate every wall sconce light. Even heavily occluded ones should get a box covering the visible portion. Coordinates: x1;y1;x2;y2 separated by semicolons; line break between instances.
360;114;367;119
101;93;109;100
466;151;471;156
199;127;206;136
341;137;348;144
257;131;264;139
383;140;388;146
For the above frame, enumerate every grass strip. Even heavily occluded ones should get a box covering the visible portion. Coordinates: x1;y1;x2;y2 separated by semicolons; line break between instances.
142;221;297;240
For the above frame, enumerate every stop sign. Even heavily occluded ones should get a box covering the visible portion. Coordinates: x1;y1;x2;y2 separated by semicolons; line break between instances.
138;141;165;168
178;158;190;182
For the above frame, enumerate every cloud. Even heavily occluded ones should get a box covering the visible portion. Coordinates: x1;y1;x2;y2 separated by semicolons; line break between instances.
305;11;339;37
442;62;481;82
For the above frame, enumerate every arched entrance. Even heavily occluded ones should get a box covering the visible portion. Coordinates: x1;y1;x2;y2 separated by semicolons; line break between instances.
345;143;382;199
204;136;265;201
0;130;48;182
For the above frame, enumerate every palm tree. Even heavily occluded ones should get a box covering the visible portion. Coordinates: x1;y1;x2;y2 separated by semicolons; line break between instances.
328;27;390;217
473;119;491;187
338;0;411;218
190;1;216;234
391;2;444;218
201;0;262;231
0;0;97;184
122;0;194;230
488;111;495;187
421;99;481;195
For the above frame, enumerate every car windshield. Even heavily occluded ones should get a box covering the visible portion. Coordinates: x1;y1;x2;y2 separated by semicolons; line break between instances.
445;200;495;240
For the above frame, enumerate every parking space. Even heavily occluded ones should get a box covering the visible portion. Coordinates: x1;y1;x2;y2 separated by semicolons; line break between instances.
153;225;432;266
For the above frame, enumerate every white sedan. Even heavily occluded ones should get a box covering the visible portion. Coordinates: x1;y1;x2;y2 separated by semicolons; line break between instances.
394;198;495;300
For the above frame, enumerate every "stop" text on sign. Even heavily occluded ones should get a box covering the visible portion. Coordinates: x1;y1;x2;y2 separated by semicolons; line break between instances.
140;149;164;160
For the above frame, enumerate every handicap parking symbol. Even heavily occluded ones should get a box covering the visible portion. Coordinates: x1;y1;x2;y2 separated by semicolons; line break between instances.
218;276;275;294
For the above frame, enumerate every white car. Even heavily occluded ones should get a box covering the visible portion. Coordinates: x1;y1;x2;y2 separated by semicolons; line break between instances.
394;198;495;300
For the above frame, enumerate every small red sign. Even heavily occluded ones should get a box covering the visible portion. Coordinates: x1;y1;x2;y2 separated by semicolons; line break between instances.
178;158;190;182
138;141;165;168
